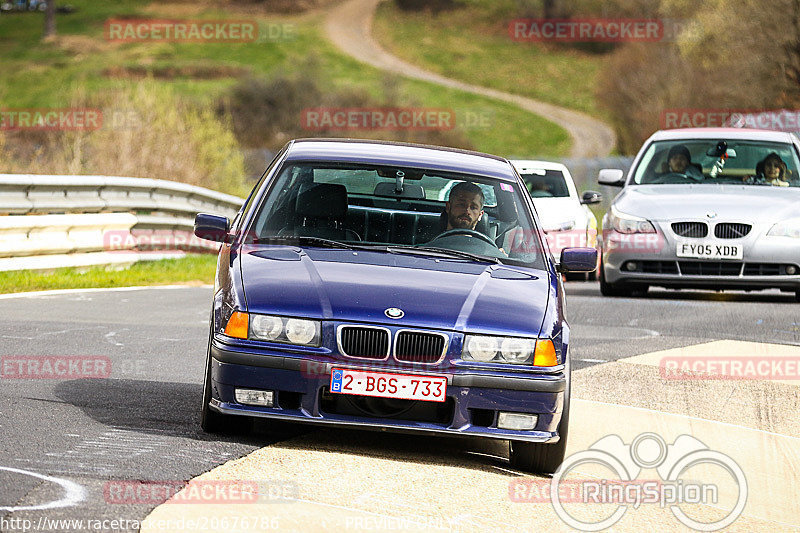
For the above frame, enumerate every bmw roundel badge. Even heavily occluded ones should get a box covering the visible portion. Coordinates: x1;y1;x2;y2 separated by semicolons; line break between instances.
385;307;404;319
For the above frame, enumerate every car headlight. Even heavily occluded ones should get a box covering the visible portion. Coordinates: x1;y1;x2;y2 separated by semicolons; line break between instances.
608;206;656;234
243;313;321;347
463;335;557;366
767;218;800;238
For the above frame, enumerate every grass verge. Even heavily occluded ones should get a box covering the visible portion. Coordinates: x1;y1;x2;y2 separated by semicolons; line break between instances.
373;1;604;118
0;254;217;294
0;1;570;158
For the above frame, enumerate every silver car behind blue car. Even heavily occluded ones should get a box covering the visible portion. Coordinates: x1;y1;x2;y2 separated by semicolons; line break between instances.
597;128;800;300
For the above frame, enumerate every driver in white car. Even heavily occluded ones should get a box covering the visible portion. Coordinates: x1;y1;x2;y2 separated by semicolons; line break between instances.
445;181;485;230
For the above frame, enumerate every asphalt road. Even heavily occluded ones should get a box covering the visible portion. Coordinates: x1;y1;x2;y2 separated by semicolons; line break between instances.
0;284;797;532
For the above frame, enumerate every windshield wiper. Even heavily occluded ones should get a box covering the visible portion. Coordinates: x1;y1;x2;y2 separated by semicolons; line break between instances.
255;236;363;250
391;245;502;264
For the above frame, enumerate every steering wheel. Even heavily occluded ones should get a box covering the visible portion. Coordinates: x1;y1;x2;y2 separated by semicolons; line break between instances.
650;171;694;184
431;229;498;247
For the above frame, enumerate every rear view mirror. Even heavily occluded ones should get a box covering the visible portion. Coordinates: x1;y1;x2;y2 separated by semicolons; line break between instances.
580;190;603;205
194;213;230;242
598;169;625;187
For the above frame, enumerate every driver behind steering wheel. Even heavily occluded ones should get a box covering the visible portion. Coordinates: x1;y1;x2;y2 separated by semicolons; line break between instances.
445;181;485;231
659;144;703;181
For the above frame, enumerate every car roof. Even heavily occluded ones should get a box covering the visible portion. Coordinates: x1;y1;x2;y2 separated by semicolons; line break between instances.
649;128;798;143
284;138;518;182
510;159;569;173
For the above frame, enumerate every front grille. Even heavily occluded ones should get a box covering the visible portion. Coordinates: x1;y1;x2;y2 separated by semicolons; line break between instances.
339;326;389;359
715;223;751;239
395;331;447;363
743;263;786;276
672;222;708;238
679;261;742;276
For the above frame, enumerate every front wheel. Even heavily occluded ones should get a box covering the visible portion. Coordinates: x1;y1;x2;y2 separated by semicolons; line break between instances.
509;373;571;474
201;326;252;434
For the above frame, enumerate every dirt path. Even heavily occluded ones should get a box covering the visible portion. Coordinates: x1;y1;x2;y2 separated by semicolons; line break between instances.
324;0;617;157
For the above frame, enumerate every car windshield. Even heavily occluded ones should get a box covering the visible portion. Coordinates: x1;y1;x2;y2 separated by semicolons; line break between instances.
247;162;546;268
518;169;570;198
632;139;800;187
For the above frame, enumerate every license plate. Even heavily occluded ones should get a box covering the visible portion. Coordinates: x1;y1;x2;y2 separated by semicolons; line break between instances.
676;242;742;260
330;368;447;402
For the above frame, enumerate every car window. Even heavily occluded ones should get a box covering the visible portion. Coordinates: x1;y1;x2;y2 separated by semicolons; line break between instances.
247;162;546;268
519;170;571;197
633;140;800;186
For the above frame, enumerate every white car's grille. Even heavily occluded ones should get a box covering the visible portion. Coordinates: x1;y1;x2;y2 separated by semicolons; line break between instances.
671;222;708;238
714;223;751;239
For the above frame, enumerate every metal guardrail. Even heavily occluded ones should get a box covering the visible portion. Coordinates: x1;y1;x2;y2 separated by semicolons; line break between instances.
0;174;244;272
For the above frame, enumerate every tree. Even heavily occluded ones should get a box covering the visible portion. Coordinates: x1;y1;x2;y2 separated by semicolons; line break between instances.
43;0;56;40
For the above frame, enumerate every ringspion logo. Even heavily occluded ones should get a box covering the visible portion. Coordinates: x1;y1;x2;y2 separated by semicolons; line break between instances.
527;433;748;531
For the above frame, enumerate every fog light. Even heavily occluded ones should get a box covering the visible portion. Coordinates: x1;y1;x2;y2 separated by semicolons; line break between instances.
786;265;798;275
235;389;274;407
626;262;638;271
497;412;538;431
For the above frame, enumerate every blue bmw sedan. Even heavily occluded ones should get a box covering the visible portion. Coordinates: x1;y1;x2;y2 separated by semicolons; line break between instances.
194;139;596;473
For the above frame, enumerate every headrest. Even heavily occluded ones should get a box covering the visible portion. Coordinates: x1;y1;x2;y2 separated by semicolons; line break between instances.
373;182;425;199
296;183;348;219
494;190;519;223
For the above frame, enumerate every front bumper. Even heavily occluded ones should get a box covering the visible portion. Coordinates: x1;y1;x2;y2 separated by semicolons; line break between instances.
602;229;800;290
209;340;567;443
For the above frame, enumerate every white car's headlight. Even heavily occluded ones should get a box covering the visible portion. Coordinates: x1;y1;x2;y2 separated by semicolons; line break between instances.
767;218;800;238
608;206;656;234
250;314;321;347
463;335;553;365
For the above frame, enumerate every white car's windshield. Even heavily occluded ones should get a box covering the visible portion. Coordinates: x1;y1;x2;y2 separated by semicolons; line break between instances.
518;169;571;198
248;163;547;268
633;140;800;187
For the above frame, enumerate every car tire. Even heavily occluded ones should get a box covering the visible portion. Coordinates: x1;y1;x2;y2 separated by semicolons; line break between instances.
599;260;634;297
509;367;571;475
200;325;252;434
796;290;800;303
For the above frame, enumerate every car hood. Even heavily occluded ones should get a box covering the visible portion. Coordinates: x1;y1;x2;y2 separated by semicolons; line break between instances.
615;185;800;223
239;247;551;336
531;198;587;230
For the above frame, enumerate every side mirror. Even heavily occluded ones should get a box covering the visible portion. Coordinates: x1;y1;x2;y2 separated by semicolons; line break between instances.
598;168;625;187
580;190;603;205
557;247;598;273
194;213;230;243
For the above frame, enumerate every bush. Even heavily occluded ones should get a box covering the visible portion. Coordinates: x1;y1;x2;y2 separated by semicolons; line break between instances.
218;70;475;151
394;0;460;12
0;82;249;196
